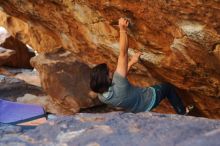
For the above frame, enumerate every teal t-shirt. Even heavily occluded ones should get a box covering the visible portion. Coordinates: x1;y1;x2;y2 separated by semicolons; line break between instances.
98;72;156;113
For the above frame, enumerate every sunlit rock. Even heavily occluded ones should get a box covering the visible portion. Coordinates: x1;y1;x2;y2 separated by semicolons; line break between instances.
14;69;41;87
0;0;219;118
0;26;10;44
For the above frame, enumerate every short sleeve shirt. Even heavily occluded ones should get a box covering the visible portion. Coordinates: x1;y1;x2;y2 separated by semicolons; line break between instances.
98;72;156;113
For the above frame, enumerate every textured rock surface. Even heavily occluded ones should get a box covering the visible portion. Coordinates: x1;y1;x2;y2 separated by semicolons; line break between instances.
0;112;220;146
0;68;74;114
14;69;41;87
31;51;101;115
0;36;35;68
0;0;220;118
0;75;44;101
0;46;15;65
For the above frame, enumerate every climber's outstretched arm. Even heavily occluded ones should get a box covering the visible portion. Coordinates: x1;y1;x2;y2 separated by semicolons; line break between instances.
116;18;129;77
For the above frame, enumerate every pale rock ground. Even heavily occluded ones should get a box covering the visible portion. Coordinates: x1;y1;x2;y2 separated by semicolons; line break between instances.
14;70;41;87
0;112;220;146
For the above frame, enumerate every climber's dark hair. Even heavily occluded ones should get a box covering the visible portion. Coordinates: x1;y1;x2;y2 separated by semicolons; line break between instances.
90;63;111;94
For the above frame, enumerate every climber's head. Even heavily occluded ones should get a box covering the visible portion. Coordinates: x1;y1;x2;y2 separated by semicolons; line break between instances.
90;63;112;94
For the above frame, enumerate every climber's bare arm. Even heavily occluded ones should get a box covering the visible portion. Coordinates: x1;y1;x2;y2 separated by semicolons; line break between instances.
116;18;129;77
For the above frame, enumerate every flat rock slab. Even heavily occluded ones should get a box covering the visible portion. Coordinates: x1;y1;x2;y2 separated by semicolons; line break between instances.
0;75;44;101
0;112;220;146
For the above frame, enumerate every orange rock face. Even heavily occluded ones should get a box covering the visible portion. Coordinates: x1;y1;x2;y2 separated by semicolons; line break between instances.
0;0;220;118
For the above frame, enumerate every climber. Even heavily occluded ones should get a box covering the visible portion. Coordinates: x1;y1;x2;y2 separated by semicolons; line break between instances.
90;18;193;115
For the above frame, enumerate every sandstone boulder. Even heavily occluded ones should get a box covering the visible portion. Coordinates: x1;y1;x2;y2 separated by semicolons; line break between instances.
31;50;100;115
